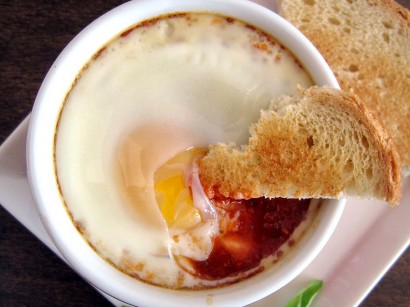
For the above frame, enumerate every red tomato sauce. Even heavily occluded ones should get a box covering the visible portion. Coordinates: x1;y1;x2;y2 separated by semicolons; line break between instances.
183;197;310;280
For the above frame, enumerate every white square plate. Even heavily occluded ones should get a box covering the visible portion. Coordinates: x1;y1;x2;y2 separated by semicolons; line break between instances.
1;1;409;305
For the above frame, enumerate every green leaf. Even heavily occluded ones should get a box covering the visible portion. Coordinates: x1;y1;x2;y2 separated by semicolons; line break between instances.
284;280;323;307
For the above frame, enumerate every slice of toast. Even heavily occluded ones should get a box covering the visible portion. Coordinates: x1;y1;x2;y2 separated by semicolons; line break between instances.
278;0;410;173
198;86;402;206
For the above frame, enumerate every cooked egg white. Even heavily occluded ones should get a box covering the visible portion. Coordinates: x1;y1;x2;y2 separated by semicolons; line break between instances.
55;13;315;289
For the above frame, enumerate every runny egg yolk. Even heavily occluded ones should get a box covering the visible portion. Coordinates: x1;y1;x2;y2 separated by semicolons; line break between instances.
154;174;201;230
153;147;219;262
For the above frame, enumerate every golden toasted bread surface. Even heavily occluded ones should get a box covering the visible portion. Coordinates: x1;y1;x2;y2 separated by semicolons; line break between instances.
199;87;402;206
279;0;410;172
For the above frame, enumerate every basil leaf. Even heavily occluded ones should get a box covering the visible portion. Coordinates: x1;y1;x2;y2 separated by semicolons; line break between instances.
284;280;323;307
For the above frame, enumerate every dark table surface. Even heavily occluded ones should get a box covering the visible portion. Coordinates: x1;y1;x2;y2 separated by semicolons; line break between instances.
1;1;409;306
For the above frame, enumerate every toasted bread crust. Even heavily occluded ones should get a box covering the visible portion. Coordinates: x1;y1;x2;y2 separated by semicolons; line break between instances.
278;0;410;172
199;87;402;206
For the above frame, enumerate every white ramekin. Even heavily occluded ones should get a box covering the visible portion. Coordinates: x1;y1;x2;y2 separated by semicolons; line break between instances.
27;0;344;306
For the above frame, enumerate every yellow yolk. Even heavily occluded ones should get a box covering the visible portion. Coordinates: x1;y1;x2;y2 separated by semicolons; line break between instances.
154;147;207;231
154;173;201;230
153;147;219;262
